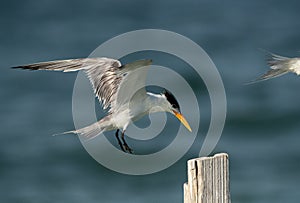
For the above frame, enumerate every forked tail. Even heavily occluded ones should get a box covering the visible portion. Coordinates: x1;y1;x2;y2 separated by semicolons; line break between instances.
54;117;113;140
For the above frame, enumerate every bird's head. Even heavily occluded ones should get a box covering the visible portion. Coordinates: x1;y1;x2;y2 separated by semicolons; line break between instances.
161;90;192;132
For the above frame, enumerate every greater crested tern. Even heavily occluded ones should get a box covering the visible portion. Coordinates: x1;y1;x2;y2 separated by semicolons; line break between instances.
13;58;192;153
251;52;300;83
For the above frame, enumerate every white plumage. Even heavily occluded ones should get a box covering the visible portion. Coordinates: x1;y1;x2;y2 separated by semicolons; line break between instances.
13;57;192;153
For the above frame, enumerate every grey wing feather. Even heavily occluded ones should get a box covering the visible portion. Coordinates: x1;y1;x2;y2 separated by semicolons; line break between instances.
247;51;292;84
13;58;152;111
84;59;122;109
85;59;152;112
250;68;290;84
13;57;122;109
109;59;152;112
12;58;95;72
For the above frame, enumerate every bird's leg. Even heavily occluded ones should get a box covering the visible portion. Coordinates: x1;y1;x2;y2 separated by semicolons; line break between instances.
115;129;125;152
121;130;133;154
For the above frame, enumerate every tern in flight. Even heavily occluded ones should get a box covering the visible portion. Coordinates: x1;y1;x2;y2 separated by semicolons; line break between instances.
13;58;192;153
251;51;300;83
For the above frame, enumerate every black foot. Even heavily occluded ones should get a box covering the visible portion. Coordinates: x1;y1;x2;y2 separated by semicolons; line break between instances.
123;143;133;154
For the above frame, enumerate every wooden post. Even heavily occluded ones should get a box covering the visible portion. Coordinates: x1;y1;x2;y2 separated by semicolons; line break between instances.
183;153;230;203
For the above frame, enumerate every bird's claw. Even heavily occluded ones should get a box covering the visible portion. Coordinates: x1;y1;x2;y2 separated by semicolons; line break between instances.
123;143;133;154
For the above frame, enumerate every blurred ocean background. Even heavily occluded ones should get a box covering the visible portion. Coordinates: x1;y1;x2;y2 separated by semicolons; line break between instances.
1;0;300;202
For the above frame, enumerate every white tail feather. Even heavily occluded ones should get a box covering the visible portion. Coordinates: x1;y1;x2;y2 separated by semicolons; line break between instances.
53;117;114;140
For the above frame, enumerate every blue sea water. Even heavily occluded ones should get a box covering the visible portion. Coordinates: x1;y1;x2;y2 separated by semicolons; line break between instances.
1;0;300;202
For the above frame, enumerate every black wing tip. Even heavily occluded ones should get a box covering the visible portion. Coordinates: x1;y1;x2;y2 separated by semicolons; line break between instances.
11;65;39;70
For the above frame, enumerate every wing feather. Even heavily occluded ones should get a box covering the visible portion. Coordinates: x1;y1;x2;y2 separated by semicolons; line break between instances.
13;57;152;111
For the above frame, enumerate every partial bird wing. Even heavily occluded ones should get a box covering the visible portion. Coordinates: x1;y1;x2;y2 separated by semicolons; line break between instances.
265;52;290;69
110;59;152;112
13;57;152;111
251;68;289;83
247;51;292;84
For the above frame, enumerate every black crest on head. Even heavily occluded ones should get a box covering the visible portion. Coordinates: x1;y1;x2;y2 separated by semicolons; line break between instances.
163;89;180;112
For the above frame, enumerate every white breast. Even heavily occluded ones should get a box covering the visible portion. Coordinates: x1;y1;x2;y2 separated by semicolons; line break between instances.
111;108;132;130
111;93;149;130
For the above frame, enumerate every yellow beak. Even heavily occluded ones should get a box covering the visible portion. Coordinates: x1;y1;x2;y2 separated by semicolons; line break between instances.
173;110;192;132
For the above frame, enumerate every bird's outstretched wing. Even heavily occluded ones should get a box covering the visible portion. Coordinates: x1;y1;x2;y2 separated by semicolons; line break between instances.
13;58;152;111
249;68;289;84
265;52;290;69
247;51;292;84
111;59;153;112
